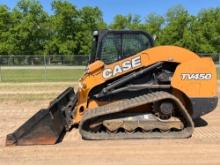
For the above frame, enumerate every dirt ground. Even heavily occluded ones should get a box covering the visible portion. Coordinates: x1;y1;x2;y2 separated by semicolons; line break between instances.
0;82;220;165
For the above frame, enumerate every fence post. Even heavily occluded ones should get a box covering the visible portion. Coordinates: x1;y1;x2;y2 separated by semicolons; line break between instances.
44;54;47;81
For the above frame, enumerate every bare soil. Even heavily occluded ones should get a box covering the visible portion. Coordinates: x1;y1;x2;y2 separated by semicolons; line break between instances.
0;82;220;165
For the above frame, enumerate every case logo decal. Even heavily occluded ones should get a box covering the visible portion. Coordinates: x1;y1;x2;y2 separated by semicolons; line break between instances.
103;56;141;79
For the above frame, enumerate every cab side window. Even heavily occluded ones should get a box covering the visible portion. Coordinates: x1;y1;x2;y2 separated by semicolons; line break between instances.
101;34;121;64
122;33;151;58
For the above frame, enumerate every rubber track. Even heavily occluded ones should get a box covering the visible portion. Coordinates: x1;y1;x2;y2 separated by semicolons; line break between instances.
79;91;194;140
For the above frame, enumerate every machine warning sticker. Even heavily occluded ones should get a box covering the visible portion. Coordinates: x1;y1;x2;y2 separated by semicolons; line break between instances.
181;73;212;80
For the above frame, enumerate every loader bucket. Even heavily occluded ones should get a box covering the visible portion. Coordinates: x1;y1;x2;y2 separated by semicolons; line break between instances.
6;87;77;146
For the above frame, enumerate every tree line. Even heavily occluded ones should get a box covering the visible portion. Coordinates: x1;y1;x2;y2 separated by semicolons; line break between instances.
0;0;219;56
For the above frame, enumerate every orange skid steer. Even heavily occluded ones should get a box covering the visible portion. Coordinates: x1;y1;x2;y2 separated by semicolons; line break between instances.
6;30;218;146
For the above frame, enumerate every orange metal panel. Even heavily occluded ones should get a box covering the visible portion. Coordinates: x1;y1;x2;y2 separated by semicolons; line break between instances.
73;46;216;124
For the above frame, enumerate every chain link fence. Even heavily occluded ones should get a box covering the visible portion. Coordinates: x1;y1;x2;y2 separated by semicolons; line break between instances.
0;54;219;82
0;55;88;82
0;55;89;66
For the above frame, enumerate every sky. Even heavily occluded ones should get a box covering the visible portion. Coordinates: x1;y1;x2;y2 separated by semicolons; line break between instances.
0;0;220;23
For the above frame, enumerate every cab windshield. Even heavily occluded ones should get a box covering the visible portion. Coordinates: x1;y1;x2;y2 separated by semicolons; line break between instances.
100;32;152;64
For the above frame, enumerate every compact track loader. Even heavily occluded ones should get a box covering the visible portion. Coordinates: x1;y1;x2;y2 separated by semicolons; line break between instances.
6;30;218;146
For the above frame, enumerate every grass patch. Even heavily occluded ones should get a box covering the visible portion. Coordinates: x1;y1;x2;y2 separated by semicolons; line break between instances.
0;69;84;82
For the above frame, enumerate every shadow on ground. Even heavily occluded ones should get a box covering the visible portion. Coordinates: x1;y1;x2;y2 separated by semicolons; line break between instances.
193;117;208;127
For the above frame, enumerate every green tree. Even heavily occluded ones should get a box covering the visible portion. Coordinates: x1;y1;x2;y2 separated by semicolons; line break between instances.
0;5;13;54
79;6;106;31
45;0;79;55
76;6;106;54
196;8;220;53
9;0;48;55
110;14;143;30
45;1;105;55
0;1;219;56
110;15;129;29
144;13;164;41
158;5;193;48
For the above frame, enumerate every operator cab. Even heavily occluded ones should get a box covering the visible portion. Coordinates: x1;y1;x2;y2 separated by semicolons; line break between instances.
89;30;154;64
